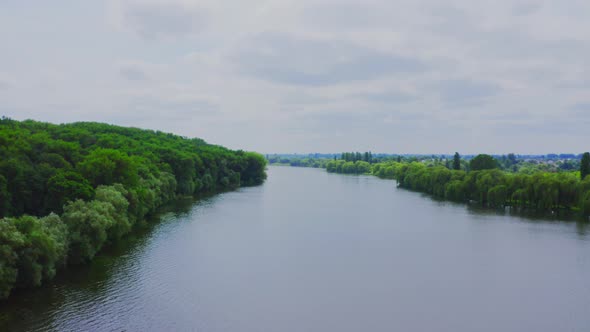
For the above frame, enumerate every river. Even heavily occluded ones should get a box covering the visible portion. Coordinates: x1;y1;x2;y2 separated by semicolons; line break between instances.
1;166;590;331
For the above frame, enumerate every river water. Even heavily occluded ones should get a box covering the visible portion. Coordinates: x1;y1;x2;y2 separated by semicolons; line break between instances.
1;166;590;331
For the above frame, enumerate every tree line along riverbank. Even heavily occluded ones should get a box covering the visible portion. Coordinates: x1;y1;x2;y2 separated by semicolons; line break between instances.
271;152;590;217
368;158;590;215
0;118;267;300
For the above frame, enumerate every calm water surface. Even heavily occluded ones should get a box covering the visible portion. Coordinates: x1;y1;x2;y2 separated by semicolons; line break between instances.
1;166;590;331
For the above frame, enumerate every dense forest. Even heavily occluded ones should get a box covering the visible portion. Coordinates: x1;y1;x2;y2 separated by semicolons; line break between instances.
0;118;267;299
372;157;590;215
322;152;590;216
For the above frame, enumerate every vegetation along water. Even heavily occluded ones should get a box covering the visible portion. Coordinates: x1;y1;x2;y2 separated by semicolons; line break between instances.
269;152;590;217
0;118;267;300
1;166;589;331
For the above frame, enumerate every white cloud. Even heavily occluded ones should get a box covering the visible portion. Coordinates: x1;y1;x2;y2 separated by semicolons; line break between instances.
1;0;589;153
120;2;207;40
119;65;150;81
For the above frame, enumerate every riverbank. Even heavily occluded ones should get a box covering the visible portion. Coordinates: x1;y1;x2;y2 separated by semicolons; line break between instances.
2;166;589;332
267;158;590;218
0;119;267;300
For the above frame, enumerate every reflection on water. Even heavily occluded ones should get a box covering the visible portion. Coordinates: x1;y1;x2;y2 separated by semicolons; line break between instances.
1;167;590;332
0;197;197;331
411;186;589;235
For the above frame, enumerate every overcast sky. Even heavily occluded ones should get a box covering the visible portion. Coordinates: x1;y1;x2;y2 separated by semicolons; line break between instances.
1;0;589;154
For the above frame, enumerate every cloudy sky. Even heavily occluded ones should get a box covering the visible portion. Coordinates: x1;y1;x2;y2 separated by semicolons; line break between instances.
1;0;589;154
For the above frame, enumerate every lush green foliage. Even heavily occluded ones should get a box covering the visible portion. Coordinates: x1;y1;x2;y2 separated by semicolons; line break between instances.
0;214;67;298
581;152;590;180
326;160;372;174
340;152;373;163
0;118;266;299
453;152;461;170
372;161;590;214
290;152;583;174
266;155;332;168
271;151;589;217
469;154;499;171
267;152;379;169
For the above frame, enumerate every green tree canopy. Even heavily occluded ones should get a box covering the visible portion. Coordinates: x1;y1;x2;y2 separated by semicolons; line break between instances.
470;154;499;171
45;170;94;214
581;152;590;180
0;118;267;299
453;152;461;170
